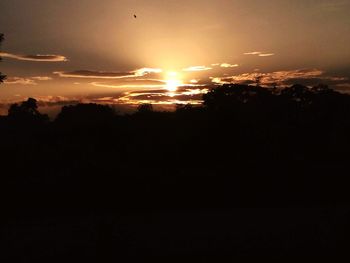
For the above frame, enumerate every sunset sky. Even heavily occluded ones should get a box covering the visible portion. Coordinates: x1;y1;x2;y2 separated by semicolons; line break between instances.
1;0;350;114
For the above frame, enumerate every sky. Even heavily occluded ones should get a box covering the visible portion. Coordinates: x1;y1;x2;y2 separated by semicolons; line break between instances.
1;0;350;115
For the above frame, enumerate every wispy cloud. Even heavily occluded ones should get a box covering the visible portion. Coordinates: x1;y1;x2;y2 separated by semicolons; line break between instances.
54;68;162;79
244;51;275;57
91;79;166;89
244;52;262;55
211;63;239;68
0;85;211;116
133;68;163;75
4;77;37;85
183;66;212;72
117;86;208;106
220;63;239;68
0;52;67;62
258;53;275;57
54;70;136;79
334;83;350;93
35;96;82;107
4;76;52;85
30;76;52;81
211;69;348;87
91;78;207;89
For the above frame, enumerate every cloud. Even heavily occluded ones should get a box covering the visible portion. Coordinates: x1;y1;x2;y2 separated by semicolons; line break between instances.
54;68;162;79
34;96;82;107
258;53;275;57
3;76;52;85
30;76;52;81
0;84;211;116
182;66;212;72
244;51;275;57
0;52;67;62
91;77;207;89
334;83;350;93
36;87;209;108
54;70;136;79
211;69;348;87
133;68;163;75
220;63;239;68
4;77;37;85
91;79;167;89
117;87;207;106
244;52;262;55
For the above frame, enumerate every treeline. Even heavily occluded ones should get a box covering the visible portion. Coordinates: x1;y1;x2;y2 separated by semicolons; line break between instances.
0;83;348;207
0;84;344;261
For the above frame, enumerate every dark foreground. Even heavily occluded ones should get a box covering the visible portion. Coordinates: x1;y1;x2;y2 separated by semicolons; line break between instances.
0;84;345;261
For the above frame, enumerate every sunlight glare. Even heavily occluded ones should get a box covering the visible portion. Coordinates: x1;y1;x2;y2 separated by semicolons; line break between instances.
165;71;183;92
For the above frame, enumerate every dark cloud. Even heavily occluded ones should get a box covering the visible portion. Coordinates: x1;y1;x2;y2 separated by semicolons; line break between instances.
54;70;136;79
35;96;82;107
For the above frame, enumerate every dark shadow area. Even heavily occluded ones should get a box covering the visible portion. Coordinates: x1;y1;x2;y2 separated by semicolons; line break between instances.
0;84;345;261
0;33;6;83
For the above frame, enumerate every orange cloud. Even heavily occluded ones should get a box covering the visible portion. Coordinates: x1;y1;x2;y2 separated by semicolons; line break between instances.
244;51;275;57
258;53;275;57
4;77;37;85
54;68;162;79
0;52;67;62
220;63;239;68
91;79;166;89
30;76;52;81
183;66;212;72
244;52;262;55
115;86;209;106
4;76;52;85
211;69;348;86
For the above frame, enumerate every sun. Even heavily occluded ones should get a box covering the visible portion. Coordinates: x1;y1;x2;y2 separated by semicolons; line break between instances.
165;71;183;92
166;79;182;92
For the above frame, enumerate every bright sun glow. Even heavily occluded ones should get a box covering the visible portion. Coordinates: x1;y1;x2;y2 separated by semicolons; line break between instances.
165;71;183;92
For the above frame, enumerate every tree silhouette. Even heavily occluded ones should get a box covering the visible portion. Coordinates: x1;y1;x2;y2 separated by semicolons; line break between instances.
0;83;342;260
0;33;6;83
55;103;115;125
8;98;48;123
137;103;153;114
280;84;314;103
203;84;273;112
